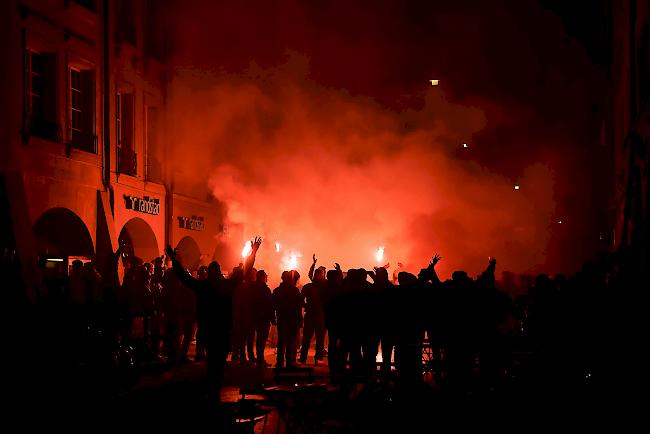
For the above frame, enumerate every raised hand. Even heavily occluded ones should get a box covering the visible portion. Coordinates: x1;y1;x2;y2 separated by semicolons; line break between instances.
252;236;263;252
382;262;390;269
430;254;442;267
334;262;341;271
488;257;497;266
313;254;317;264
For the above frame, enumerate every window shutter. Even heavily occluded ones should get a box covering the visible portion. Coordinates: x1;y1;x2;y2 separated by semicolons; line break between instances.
81;70;95;135
43;53;57;125
122;93;134;150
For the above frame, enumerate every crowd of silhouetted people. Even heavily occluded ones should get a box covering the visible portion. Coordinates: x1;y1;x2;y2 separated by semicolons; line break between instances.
3;236;643;411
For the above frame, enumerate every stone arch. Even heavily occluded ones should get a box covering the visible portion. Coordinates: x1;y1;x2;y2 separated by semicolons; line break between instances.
175;235;201;271
118;217;159;264
33;207;94;257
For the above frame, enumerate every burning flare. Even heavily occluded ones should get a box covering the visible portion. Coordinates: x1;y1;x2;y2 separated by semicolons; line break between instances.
241;241;252;258
282;251;302;271
375;246;385;263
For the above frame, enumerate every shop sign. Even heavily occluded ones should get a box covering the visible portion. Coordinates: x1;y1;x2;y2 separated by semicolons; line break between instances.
178;215;205;231
124;195;160;215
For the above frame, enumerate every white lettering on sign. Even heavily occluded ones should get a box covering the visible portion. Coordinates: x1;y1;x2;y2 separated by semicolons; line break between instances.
124;195;160;215
178;215;205;231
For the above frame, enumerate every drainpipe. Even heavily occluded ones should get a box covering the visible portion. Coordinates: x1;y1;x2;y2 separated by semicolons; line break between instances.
102;0;111;197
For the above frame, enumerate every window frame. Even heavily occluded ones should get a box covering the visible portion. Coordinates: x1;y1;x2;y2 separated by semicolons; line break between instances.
66;53;96;153
23;44;60;143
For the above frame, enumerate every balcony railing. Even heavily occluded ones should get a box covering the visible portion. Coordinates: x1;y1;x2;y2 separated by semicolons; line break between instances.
117;147;137;176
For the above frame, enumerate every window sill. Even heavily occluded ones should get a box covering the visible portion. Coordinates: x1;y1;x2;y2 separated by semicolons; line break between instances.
27;135;100;166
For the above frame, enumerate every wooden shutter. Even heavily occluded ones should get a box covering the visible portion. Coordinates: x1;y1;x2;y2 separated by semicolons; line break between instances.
81;70;95;141
43;53;57;126
122;93;134;150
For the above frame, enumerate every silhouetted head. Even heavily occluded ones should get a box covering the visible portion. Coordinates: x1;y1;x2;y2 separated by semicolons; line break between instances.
375;267;388;282
256;269;268;283
71;259;83;274
314;266;326;282
452;270;468;282
327;269;342;286
198;265;208;280
281;270;291;284
208;261;222;282
291;270;300;286
398;271;417;286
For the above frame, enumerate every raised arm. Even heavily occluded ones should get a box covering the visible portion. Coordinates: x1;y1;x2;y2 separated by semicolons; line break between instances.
309;254;317;281
165;245;201;291
419;254;442;284
243;236;262;276
478;257;497;286
430;254;442;284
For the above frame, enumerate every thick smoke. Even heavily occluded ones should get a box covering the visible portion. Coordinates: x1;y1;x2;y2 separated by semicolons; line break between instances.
168;0;606;282
170;59;554;280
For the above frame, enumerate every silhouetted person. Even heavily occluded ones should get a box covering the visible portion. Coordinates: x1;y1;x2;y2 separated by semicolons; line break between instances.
417;255;445;380
160;268;194;364
356;268;381;376
231;266;250;363
300;254;327;364
273;270;302;368
194;265;208;361
239;267;258;363
444;268;476;394
324;265;345;374
374;266;397;377
250;270;274;366
165;237;262;404
67;259;86;306
395;271;421;387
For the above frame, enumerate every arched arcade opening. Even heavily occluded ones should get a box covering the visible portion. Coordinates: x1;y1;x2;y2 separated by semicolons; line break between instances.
175;236;201;271
33;207;95;280
118;217;159;265
33;207;94;258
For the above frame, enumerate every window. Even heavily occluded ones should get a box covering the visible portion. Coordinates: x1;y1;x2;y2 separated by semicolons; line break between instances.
68;67;96;153
25;50;59;142
117;91;136;175
70;69;82;139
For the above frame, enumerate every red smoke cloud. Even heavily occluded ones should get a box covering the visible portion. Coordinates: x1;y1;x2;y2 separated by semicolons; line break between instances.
170;59;555;282
167;0;607;283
